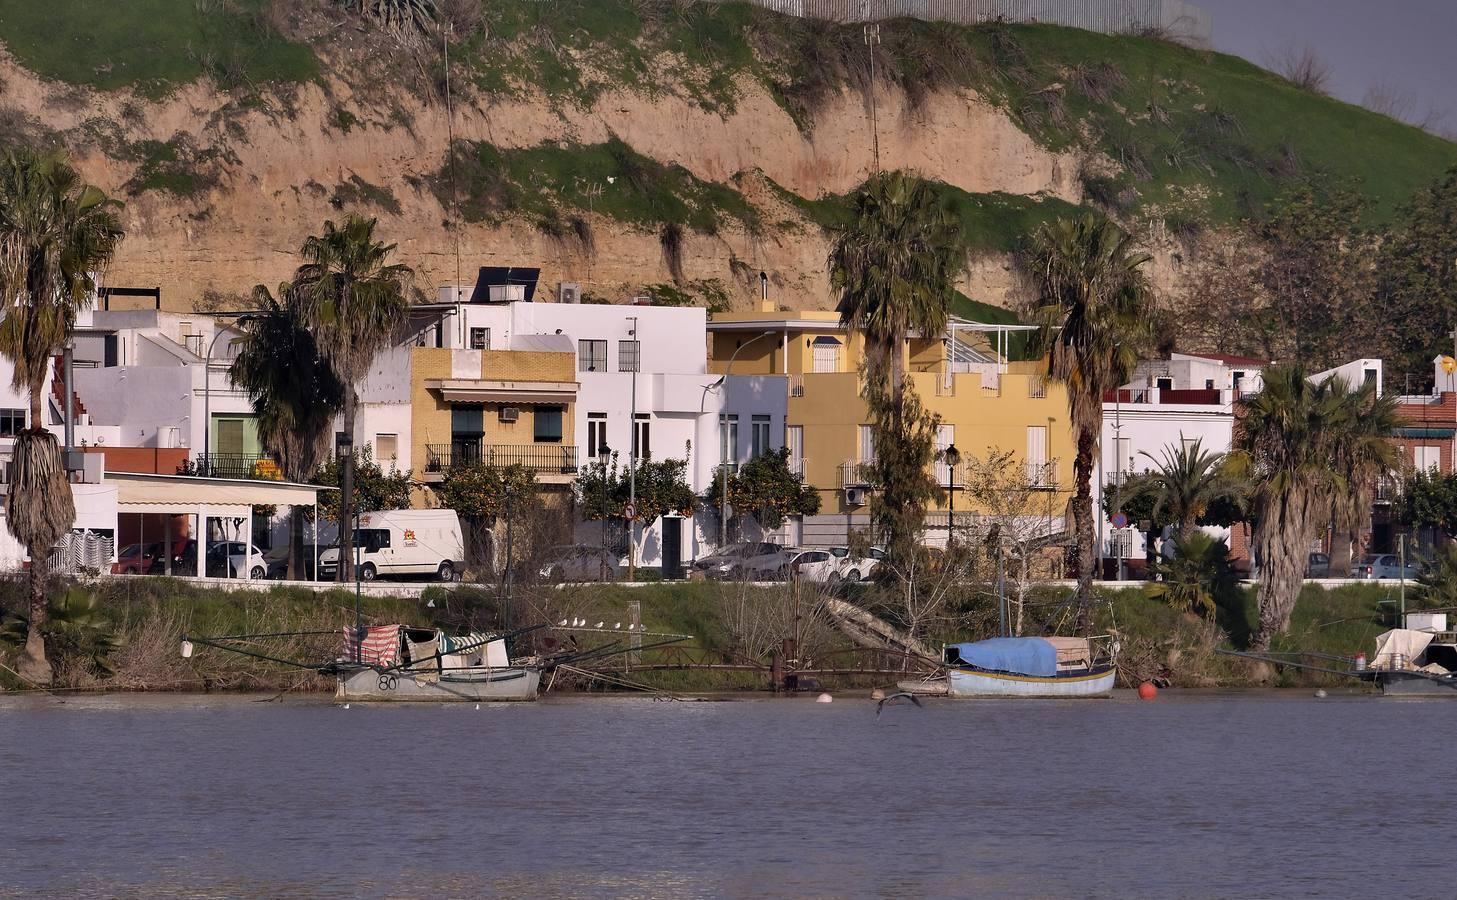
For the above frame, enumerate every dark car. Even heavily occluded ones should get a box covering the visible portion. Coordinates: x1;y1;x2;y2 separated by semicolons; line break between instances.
148;540;200;576
1305;552;1331;578
113;542;163;575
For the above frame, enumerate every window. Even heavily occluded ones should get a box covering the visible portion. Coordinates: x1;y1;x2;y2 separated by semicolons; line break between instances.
751;415;771;457
469;327;491;350
812;337;842;373
360;529;390;553
0;408;24;437
587;413;607;460
1113;437;1133;475
376;434;398;462
578;339;607;372
719;414;739;463
858;424;876;463
534;406;564;443
1204;379;1215;390
618;340;640;373
1026;425;1048;485
1415;445;1441;473
633;414;651;459
217;419;245;456
1156;377;1174;390
786;425;804;474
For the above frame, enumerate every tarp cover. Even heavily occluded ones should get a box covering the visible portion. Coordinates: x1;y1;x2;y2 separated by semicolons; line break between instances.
948;637;1057;677
1373;629;1434;670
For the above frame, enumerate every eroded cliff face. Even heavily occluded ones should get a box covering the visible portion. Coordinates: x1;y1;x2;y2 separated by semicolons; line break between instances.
1;40;1088;312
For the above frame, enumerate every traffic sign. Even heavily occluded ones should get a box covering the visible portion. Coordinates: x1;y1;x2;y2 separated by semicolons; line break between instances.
1110;512;1129;529
624;501;638;520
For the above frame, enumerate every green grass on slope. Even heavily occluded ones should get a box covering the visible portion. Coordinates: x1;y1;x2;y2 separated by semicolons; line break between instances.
0;0;316;94
436;137;761;235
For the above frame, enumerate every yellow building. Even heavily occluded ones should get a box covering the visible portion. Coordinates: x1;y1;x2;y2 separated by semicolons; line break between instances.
409;343;580;490
708;304;1074;543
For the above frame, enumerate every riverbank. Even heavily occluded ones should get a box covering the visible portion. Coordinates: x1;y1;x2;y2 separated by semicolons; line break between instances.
0;575;1408;693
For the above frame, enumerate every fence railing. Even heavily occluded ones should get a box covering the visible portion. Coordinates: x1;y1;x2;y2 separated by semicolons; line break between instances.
839;459;877;488
426;443;578;474
198;454;278;480
1027;460;1058;488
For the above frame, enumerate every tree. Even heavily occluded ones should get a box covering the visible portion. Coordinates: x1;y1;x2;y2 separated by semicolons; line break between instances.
1137;438;1246;543
1236;366;1399;650
963;447;1050;635
229;286;345;580
1145;531;1238;619
578;454;696;524
0;149;123;684
829;171;962;572
436;462;538;572
1380;166;1457;379
314;446;412;521
1026;213;1154;634
1417;541;1457;609
292;215;412;580
703;448;821;530
1400;469;1457;540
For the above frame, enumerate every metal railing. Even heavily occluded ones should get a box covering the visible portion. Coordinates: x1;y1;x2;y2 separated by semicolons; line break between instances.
788;456;808;477
1027;460;1059;489
425;443;579;474
198;454;278;479
789;375;805;398
839;459;876;488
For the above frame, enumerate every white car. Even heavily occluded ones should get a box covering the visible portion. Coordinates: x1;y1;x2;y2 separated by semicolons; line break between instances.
213;541;268;580
788;549;839;584
831;546;887;582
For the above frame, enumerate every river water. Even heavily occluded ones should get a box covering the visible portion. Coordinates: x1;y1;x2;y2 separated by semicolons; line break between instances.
0;691;1445;898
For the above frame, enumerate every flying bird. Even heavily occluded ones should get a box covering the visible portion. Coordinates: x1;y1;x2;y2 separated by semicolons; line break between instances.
875;692;924;721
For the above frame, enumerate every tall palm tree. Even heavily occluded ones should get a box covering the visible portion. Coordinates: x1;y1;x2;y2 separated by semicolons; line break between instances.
1028;214;1154;634
292;215;412;581
1138;437;1246;543
0;149;123;683
230;285;345;580
828;171;962;569
1237;366;1399;650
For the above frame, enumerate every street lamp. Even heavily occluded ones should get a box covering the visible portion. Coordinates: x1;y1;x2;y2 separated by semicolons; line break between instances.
336;435;361;662
200;315;258;477
598;442;612;581
943;442;961;546
714;330;777;548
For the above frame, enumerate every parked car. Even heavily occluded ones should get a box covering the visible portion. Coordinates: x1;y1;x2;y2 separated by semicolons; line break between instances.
266;545;335;581
539;545;621;582
788;548;839;584
1305;552;1331;578
833;546;888;582
148;540;199;576
693;542;792;581
112;542;163;575
213;541;268;580
1357;554;1420;580
319;510;465;582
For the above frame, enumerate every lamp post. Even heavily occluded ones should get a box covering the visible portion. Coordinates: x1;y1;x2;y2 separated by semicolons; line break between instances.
598;442;612;581
334;436;361;661
627;316;638;581
200;315;257;477
943;443;961;547
715;330;777;548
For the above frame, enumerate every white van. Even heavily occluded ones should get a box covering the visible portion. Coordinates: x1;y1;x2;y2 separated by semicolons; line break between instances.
320;510;464;582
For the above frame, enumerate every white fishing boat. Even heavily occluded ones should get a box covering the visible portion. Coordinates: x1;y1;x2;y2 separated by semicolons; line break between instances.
942;635;1118;698
1365;615;1457;696
335;625;541;703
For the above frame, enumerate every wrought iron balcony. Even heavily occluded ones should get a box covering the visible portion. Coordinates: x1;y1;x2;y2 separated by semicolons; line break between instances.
425;443;578;475
198;454;279;480
839;459;877;488
1027;460;1059;489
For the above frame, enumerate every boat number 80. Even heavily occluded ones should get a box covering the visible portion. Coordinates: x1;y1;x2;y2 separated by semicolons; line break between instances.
377;674;398;692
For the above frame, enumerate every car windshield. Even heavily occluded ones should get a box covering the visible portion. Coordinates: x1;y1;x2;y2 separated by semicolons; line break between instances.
829;547;849;558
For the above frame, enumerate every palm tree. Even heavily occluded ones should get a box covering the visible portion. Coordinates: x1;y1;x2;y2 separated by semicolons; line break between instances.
1236;365;1399;651
1146;531;1238;619
1138;438;1246;543
292;215;412;581
229;285;345;580
0;149;123;683
828;171;962;569
1028;213;1154;634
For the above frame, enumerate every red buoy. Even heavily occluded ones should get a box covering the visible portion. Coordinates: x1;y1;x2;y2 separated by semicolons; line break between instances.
1137;682;1158;701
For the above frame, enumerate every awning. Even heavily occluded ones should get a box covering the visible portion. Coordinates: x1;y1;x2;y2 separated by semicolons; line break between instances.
108;471;322;515
426;378;577;404
1395;427;1456;439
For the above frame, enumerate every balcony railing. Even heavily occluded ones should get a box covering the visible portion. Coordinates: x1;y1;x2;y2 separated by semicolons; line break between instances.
839;459;877;488
789;375;805;398
1027;460;1059;489
425;443;578;474
198;454;279;480
788;455;808;477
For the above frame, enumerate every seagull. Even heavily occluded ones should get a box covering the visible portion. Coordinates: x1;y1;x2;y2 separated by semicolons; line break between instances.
558;619;568;627
875;692;923;720
594;621;604;629
343;704;351;709
614;623;621;629
474;703;480;710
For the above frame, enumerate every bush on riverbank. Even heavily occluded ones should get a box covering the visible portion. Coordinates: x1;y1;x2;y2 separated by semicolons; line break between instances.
0;576;1406;693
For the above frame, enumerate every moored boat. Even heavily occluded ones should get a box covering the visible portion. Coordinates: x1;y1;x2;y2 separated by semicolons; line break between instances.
335;625;541;703
942;635;1117;698
1367;616;1457;696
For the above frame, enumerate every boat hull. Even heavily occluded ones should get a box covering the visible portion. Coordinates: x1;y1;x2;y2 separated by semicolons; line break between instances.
947;666;1116;698
336;666;541;702
1376;670;1457;697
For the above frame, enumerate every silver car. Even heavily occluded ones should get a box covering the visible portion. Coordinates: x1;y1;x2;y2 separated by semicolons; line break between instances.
693;542;792;581
539;545;621;583
1357;554;1419;580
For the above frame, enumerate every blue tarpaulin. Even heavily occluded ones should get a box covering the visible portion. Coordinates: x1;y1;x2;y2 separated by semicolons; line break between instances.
947;638;1057;677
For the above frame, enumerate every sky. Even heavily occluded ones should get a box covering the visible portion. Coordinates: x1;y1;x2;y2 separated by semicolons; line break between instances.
1197;0;1457;135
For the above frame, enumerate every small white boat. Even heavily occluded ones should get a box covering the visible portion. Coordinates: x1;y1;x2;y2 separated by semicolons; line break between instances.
1367;617;1457;697
943;636;1117;698
335;625;541;703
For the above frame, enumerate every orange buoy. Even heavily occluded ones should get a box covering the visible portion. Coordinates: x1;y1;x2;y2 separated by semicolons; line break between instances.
1137;682;1158;701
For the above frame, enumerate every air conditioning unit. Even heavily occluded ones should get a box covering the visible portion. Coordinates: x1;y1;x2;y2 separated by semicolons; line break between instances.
559;282;581;304
843;486;866;507
499;407;520;423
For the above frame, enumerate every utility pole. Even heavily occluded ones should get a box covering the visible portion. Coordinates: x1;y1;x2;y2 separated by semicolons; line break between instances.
628;315;638;581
